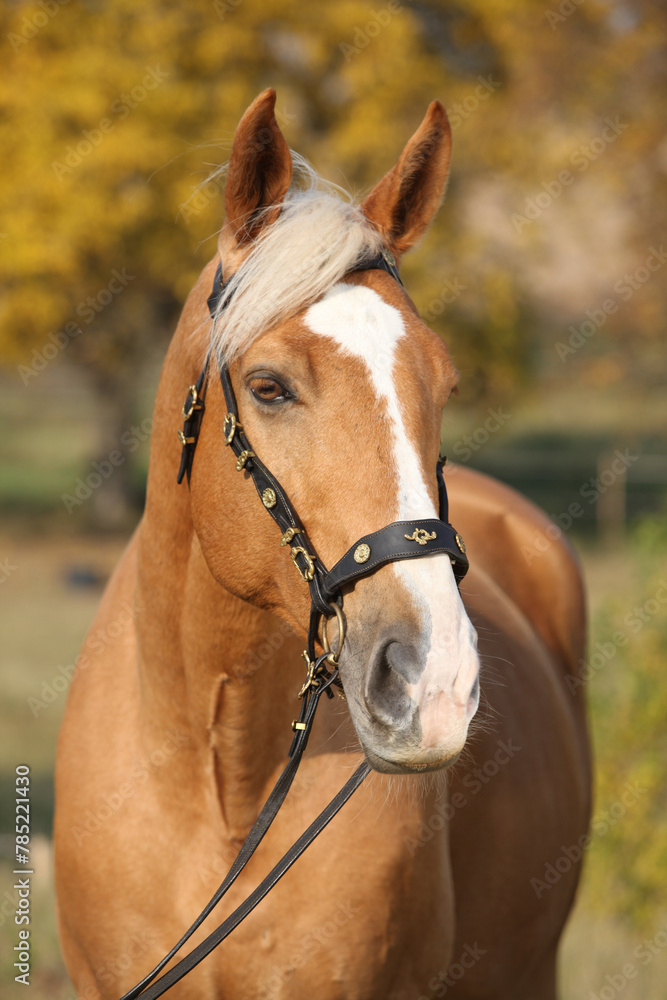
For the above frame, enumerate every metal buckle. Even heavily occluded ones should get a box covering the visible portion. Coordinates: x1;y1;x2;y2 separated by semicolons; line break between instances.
223;413;242;445
177;430;195;445
182;385;201;420
291;546;315;582
298;651;317;698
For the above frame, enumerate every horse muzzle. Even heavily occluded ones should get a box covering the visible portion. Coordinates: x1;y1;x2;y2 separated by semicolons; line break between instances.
340;629;480;774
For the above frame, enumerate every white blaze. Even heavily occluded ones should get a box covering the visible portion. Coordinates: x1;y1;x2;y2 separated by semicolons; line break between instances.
304;284;479;758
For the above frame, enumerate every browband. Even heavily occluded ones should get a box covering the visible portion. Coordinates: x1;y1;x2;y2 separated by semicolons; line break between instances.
206;248;403;320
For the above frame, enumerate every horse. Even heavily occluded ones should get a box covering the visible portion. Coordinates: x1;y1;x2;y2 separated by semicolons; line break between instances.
54;89;591;1000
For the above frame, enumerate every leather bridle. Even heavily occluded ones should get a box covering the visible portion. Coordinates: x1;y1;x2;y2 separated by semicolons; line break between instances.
117;249;469;999
177;248;468;673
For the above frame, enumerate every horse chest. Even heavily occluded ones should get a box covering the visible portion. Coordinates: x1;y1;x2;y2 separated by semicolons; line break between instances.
116;782;455;1000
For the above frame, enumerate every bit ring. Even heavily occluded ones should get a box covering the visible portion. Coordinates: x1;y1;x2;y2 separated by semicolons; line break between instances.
322;602;346;664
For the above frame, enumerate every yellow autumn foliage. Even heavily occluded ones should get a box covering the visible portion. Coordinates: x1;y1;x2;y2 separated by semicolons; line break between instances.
0;0;664;403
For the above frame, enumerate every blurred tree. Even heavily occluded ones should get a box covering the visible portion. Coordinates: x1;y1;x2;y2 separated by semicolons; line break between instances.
0;0;665;517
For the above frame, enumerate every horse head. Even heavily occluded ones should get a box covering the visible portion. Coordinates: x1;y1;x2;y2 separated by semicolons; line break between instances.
183;89;479;775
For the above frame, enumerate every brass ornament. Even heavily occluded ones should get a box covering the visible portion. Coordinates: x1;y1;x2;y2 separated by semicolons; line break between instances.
235;449;255;471
262;488;277;509
182;385;200;419
223;413;242;446
404;528;437;546
455;533;466;554
354;543;371;564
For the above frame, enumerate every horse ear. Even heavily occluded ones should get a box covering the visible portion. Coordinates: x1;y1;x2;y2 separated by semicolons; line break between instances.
223;89;293;246
361;101;452;258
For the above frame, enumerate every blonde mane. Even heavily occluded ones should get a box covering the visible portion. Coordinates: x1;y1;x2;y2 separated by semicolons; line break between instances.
208;154;384;365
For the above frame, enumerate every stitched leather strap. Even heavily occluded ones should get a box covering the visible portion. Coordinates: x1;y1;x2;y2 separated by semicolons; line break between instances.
176;366;209;486
323;519;468;598
217;364;333;617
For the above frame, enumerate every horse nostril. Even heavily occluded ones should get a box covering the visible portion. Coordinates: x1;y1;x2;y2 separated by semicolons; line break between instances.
468;674;480;706
364;640;419;726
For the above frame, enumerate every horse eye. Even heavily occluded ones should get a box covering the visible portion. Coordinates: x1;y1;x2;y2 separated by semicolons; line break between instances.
249;377;288;403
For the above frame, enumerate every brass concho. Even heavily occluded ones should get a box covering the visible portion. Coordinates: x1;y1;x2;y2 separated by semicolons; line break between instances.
354;543;371;564
404;528;437;546
455;533;466;554
262;488;277;509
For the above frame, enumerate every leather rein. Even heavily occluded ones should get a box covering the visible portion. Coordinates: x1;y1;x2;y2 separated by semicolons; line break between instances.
117;249;469;999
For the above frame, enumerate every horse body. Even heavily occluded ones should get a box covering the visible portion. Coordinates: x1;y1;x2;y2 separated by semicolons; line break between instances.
54;91;590;1000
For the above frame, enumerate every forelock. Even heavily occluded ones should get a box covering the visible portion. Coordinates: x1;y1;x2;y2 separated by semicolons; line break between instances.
209;154;384;366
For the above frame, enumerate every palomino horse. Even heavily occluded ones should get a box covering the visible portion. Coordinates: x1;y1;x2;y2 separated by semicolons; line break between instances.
55;90;591;999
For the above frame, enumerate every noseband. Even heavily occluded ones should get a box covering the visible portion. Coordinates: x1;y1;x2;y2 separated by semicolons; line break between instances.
119;251;470;1000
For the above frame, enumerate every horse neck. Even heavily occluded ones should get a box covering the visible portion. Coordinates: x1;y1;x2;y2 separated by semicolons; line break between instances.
134;283;304;841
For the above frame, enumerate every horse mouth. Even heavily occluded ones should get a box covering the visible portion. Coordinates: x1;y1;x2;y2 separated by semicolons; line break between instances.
362;744;463;775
